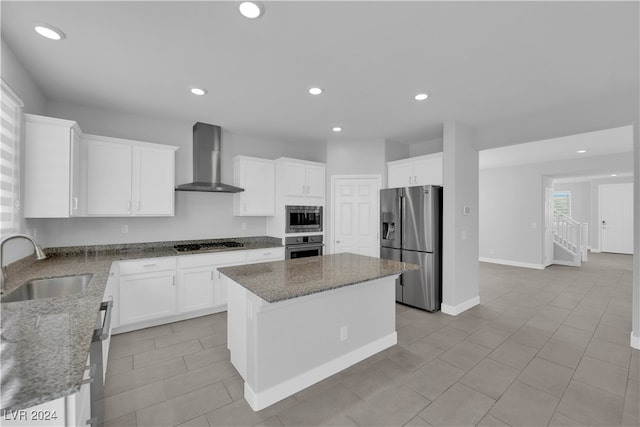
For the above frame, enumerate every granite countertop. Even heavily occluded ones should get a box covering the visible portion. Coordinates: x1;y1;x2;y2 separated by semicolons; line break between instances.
0;236;281;411
218;253;419;303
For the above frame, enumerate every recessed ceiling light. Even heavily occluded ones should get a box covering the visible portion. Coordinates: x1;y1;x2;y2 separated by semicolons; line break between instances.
34;23;66;40
332;127;342;132
577;149;587;154
190;87;207;96
239;1;264;19
414;93;430;101
611;174;617;177
309;87;322;95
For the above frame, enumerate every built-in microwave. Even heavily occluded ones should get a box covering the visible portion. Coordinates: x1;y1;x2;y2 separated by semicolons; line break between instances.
285;205;323;233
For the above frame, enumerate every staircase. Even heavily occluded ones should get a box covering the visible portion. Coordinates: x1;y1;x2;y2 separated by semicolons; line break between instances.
553;210;588;267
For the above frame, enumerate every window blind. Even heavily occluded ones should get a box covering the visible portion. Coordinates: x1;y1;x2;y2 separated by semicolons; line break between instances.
1;80;24;236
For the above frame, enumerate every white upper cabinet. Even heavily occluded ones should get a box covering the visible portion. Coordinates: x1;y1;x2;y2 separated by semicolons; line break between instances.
24;114;85;218
86;135;177;216
233;156;275;216
133;145;177;215
387;153;443;188
279;158;325;204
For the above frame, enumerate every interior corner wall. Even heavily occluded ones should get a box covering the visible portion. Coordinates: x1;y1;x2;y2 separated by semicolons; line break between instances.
409;138;444;157
442;120;479;315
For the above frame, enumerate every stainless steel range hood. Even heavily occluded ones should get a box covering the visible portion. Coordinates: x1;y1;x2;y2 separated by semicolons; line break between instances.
175;122;244;193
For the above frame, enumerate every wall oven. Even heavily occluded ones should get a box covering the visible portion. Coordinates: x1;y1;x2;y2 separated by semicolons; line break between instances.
285;235;324;259
285;205;323;233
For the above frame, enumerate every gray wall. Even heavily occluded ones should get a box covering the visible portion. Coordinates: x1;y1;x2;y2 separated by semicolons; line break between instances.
442;120;479;312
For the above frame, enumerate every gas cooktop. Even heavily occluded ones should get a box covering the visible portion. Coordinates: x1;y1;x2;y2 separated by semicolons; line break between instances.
173;241;244;253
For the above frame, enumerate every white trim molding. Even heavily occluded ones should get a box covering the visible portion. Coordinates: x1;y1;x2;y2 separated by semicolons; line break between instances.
479;257;545;270
631;332;640;350
442;296;480;316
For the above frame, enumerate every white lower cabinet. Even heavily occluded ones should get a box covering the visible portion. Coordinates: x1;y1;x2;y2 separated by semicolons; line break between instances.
113;247;284;333
178;251;245;313
118;258;177;326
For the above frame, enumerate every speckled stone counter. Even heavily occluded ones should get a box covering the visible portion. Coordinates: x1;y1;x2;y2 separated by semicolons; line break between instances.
0;236;281;411
218;252;418;303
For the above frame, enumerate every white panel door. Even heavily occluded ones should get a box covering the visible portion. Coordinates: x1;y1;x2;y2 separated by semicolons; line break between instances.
601;183;633;254
333;177;380;256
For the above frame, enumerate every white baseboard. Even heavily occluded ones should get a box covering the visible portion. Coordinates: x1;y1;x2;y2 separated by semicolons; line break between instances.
552;259;581;267
590;248;601;253
441;296;480;316
631;332;640;350
244;332;397;411
479;257;545;270
112;305;226;334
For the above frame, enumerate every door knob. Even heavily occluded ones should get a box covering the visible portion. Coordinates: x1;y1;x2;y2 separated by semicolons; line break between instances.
336;240;341;244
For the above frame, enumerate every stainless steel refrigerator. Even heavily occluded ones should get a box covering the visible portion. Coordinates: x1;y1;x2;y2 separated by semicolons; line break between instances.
380;185;442;312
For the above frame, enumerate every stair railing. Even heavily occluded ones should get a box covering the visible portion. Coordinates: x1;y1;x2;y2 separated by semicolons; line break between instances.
553;210;582;259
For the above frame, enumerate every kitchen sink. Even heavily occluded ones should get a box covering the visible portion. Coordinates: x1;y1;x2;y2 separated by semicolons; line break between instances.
2;274;93;303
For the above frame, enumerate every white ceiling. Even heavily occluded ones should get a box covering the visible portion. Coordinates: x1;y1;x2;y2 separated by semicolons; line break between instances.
1;1;638;146
479;125;634;170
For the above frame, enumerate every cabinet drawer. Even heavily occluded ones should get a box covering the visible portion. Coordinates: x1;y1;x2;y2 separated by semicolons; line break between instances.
119;257;176;275
178;251;246;269
246;247;285;262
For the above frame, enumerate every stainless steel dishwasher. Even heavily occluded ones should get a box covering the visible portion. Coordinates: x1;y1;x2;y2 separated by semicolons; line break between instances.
87;300;112;427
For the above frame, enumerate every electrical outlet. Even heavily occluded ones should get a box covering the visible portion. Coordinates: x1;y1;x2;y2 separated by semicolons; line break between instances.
121;224;129;234
241;222;247;230
340;326;348;342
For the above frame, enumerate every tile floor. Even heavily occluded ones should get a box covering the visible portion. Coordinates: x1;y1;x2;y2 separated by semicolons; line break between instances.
104;253;639;426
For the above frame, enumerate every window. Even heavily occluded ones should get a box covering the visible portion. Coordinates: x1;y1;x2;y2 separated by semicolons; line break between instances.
553;191;571;216
1;79;24;236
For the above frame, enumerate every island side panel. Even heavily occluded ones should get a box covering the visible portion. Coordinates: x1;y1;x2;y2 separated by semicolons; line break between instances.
226;277;248;378
244;276;397;410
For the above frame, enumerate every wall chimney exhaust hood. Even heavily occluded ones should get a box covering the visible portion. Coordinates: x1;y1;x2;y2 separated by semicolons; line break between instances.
175;122;244;193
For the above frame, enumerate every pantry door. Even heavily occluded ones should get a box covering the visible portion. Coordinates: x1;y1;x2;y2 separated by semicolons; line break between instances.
331;176;381;257
600;183;633;254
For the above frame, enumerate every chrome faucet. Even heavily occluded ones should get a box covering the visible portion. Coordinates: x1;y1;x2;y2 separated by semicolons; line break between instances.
1;234;47;295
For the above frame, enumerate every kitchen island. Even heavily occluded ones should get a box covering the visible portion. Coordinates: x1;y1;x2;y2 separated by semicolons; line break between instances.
218;253;418;411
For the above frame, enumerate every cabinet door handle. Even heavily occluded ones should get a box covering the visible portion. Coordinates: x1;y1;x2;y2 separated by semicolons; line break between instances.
143;263;157;267
136;201;141;211
127;200;132;212
172;276;176;286
72;197;78;210
263;252;271;256
211;270;214;281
